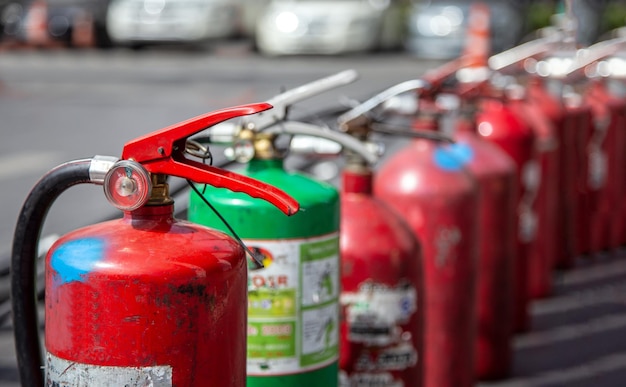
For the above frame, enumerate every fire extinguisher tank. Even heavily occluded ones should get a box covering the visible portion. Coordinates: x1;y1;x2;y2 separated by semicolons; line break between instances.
451;117;517;380
564;99;595;258
585;79;626;252
339;168;423;386
12;103;301;387
506;93;559;300
476;98;537;332
46;201;247;386
188;158;340;387
187;70;373;386
526;80;577;267
587;78;626;250
374;117;479;387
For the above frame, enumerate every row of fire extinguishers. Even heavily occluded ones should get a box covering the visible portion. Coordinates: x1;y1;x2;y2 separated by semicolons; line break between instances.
10;6;626;387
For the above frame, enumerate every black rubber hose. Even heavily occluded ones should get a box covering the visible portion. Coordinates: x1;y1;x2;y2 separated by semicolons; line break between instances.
11;159;93;387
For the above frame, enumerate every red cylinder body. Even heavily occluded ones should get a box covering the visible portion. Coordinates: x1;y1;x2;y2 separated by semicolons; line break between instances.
374;118;479;387
45;204;247;386
476;98;537;332
452;117;517;380
507;97;560;299
602;78;626;247
526;80;577;268
586;79;626;252
339;168;423;387
565;98;596;257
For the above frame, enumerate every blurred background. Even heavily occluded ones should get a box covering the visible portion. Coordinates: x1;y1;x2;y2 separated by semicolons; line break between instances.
1;0;626;55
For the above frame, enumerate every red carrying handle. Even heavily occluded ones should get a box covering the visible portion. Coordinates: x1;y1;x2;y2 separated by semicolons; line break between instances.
121;103;300;216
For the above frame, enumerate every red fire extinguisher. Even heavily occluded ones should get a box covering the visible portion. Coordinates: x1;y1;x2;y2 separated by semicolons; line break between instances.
551;3;603;260
486;22;563;301
475;95;538;332
451;2;534;353
564;92;596;258
458;120;517;379
440;94;518;380
586;55;626;249
444;1;539;335
504;85;560;299
527;60;597;262
490;7;596;267
413;5;521;370
490;64;566;288
429;59;519;381
523;77;577;268
366;79;479;387
565;35;626;253
334;90;455;387
432;85;520;380
11;103;299;386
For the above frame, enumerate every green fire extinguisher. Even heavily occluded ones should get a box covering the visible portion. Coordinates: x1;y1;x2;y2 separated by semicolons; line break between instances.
187;70;375;387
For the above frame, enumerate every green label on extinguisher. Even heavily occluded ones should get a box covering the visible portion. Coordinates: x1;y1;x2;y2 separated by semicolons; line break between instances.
246;233;339;376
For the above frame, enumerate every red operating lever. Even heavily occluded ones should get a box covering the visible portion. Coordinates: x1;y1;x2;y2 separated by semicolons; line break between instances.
121;102;299;216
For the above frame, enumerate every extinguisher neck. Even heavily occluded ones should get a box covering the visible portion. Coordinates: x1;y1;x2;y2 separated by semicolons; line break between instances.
252;132;283;160
124;202;175;225
343;131;371;172
411;114;440;133
342;167;373;195
123;174;175;221
146;174;174;206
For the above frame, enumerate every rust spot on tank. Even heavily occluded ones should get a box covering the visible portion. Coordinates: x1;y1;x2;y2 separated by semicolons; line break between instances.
176;284;208;300
206;294;217;312
173;283;219;312
154;293;171;307
123;315;142;323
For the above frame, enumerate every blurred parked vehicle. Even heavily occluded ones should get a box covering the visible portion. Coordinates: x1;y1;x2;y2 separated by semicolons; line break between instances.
45;0;113;47
255;0;405;56
8;0;113;48
106;0;239;48
405;0;531;59
0;0;26;42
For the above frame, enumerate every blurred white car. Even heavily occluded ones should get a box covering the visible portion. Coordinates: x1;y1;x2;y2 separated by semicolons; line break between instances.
405;0;531;59
255;0;403;56
106;0;239;47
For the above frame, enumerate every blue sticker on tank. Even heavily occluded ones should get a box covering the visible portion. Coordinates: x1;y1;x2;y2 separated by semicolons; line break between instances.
433;143;473;171
448;142;475;164
50;238;105;284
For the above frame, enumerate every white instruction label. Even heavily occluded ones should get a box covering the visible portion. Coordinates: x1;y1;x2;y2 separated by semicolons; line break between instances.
46;352;172;386
246;233;340;375
341;282;417;347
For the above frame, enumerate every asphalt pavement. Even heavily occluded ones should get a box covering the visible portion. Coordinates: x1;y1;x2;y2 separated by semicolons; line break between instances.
0;44;625;387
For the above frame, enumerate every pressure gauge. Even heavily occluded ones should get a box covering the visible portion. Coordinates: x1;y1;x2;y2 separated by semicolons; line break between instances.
104;160;152;211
